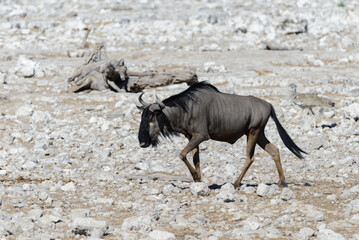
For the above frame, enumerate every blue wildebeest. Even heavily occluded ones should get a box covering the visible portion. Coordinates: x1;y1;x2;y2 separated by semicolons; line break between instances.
137;81;306;188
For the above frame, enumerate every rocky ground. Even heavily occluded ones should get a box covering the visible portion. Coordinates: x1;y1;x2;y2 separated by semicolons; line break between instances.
1;0;359;239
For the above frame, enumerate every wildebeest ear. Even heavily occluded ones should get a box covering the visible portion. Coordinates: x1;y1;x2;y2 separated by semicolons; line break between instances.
118;59;125;66
155;95;165;109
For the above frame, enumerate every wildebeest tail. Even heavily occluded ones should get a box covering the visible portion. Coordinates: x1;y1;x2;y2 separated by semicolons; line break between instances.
270;106;307;159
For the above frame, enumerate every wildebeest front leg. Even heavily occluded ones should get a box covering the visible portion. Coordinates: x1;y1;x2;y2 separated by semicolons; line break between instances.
233;129;260;189
180;134;206;182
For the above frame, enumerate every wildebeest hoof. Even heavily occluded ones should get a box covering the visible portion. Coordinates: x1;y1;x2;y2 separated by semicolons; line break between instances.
193;172;201;182
232;182;240;190
278;181;288;187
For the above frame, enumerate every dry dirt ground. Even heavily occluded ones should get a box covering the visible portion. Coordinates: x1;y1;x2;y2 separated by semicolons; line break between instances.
1;48;359;239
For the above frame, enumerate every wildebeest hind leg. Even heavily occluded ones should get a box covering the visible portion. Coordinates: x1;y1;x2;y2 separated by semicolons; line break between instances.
233;129;260;189
257;133;286;187
192;146;201;181
180;134;206;182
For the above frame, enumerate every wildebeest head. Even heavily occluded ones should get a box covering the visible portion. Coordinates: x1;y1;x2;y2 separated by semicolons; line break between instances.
137;93;167;148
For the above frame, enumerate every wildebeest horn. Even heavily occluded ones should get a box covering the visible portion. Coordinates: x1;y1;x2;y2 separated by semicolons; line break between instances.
138;92;150;107
156;95;165;109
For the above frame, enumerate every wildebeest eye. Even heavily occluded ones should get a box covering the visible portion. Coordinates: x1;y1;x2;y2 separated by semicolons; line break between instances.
154;110;162;115
149;112;155;120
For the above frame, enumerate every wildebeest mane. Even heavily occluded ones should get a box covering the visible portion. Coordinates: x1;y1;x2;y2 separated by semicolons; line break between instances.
163;81;219;111
157;112;179;140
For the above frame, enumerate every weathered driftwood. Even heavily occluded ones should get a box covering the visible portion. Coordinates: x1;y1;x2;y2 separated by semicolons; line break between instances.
67;43;198;93
126;70;198;93
67;44;128;93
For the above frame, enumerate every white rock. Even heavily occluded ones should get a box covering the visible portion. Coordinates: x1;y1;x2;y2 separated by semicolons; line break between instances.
216;183;236;202
162;184;175;195
61;182;76;192
39;214;63;225
316;223;327;230
93;171;114;181
256;183;271;197
312;136;329;150
322;109;335;118
202;61;227;73
8;9;27;18
38;191;50;201
190;182;210;197
266;226;281;236
317;229;345;240
72;217;109;238
297;227;315;240
4;222;23;235
0;72;6;84
16;104;34;117
15;56;37;78
350;185;359;194
216;191;235;203
243;186;256;193
133;161;149;171
28;209;43;221
149;230;176;240
31;111;52;124
306;210;325;222
34;64;45;77
326;194;338;201
188;214;208;225
343;102;359;120
346;199;359;215
70;209;91;219
245;218;260;230
280;188;295;201
275;214;292;226
221;183;236;193
121;215;154;234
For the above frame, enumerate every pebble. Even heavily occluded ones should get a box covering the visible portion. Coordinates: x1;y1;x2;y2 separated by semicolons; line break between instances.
280;188;295;201
121;215;155;234
256;183;276;197
326;194;338;201
15;56;36;78
0;72;6;84
317;228;346;240
297;227;315;240
346;199;359;215
306;210;325;222
343;103;359;120
15;104;34;117
190;182;210;197
60;182;76;192
71;217;109;238
149;230;177;240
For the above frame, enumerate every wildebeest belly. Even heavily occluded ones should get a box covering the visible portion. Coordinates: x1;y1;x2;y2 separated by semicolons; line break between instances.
205;94;267;143
207;117;250;144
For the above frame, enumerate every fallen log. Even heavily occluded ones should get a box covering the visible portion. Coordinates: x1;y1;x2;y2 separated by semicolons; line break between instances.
126;70;198;93
67;44;197;93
